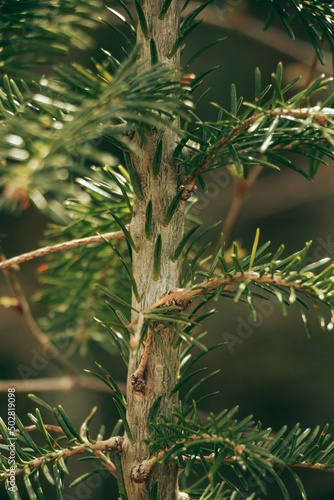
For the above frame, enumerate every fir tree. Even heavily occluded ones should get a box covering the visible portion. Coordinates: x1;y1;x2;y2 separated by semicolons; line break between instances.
0;1;334;499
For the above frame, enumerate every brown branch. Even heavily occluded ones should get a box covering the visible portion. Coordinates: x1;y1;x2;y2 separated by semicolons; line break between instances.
0;424;64;440
93;449;117;477
0;375;126;394
132;431;334;482
0;230;126;270
1;253;78;376
290;462;334;473
127;267;330;331
185;3;332;71
130;328;153;392
0;229;128;387
0;436;123;481
182;108;325;197
0;422;119;479
131;433;229;482
190;454;334;474
305;47;323;87
0;247;128;392
154;271;313;309
180;453;334;473
222;165;263;246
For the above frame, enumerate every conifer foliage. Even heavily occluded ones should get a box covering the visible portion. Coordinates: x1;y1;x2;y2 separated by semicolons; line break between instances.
0;1;334;498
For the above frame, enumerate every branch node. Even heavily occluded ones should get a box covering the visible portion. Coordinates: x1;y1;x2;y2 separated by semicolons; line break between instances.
130;373;146;393
179;184;197;202
114;436;124;452
131;461;152;483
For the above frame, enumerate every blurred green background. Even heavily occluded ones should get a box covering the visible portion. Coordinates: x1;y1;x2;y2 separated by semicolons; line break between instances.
0;1;333;498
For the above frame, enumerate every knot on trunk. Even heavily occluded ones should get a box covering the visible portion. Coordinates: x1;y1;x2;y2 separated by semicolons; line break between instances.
131;373;146;392
131;461;152;483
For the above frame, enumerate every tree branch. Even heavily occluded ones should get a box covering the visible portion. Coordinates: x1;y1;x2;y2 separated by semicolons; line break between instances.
0;230;126;270
0;375;126;394
0;436;123;481
196;455;334;474
222;165;263;246
93;448;117;477
0;424;64;439
166;272;315;306
1;253;79;376
181;453;334;473
132;268;332;324
1;253;127;394
131;433;236;482
132;432;334;483
182;108;328;197
185;2;332;71
0;254;79;375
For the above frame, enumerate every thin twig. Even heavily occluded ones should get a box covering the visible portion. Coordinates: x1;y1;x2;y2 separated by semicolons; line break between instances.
0;375;126;394
186;454;334;473
132;431;334;482
0;413;119;479
130;328;153;392
305;43;324;87
222;165;263;246
186;453;334;473
128;268;330;329
0;424;64;440
93;449;117;477
0;230;126;270
154;271;316;309
182;108;323;197
1;252;127;391
1;253;78;376
184;3;332;71
0;436;123;481
131;433;235;482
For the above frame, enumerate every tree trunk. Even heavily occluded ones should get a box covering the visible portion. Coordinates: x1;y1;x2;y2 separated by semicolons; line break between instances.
122;1;183;499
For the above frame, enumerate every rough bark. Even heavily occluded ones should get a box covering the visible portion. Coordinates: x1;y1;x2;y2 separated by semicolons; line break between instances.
122;1;183;499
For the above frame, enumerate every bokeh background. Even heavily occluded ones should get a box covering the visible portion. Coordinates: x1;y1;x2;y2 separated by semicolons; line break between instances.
0;1;333;498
